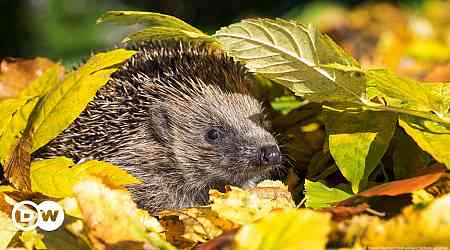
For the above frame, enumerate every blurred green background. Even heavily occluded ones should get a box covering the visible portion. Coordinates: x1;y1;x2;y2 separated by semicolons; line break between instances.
1;0;424;65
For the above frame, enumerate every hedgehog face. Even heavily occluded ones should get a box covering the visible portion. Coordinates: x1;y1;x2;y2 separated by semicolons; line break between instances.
163;88;282;189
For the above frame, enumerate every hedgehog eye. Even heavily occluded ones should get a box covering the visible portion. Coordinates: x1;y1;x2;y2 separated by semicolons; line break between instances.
206;128;222;143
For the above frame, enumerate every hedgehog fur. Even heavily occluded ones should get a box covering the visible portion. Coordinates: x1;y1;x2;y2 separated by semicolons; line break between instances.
33;41;282;212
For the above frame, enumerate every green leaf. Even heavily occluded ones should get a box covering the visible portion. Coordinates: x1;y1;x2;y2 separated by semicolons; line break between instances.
122;27;213;43
392;129;433;179
270;96;303;114
0;211;17;249
323;108;397;193
235;209;331;250
20;230;47;250
215;18;450;126
31;156;141;198
29;49;136;152
97;11;203;33
366;69;450;120
426;81;450;117
399;115;450;169
97;11;210;44
304;180;353;208
214;18;366;103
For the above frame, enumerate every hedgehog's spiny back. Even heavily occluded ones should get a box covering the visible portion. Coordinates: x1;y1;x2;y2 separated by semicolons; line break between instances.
33;41;255;163
121;40;253;96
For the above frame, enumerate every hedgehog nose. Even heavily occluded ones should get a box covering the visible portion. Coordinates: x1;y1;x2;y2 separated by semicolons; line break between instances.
259;145;281;166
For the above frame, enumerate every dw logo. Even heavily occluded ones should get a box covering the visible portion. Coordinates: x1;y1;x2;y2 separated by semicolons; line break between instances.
11;200;64;231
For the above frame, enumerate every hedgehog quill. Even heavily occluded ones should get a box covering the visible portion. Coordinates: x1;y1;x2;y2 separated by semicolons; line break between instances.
33;41;282;213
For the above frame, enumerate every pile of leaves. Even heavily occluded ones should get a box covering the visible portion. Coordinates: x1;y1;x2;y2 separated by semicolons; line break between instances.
1;1;450;249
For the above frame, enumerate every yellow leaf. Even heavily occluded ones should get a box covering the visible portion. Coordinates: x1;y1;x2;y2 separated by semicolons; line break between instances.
304;180;353;208
20;65;64;98
158;207;238;248
30;49;136;152
399;115;450;169
0;97;39;190
98;11;203;33
324;108;397;192
210;180;295;225
361;194;450;246
0;98;37;166
235;209;331;250
30;157;141;198
73;177;175;250
0;211;17;249
19;230;46;250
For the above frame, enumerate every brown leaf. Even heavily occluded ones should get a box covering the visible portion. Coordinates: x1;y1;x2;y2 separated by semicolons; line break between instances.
0;58;59;100
426;172;450;197
319;203;369;222
158;207;238;249
3;126;33;191
357;165;445;197
423;63;450;82
339;165;445;206
195;229;238;250
0;192;14;215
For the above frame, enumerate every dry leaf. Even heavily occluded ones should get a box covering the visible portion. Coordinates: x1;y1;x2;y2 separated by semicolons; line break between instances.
0;58;61;100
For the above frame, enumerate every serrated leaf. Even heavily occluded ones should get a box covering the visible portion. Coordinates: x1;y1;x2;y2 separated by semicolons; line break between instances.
366;69;450;118
214;18;366;103
399;115;450;169
122;27;214;44
30;156;141;198
98;11;203;33
29;49;136;152
304;180;353;208
426;81;450;116
235;209;331;250
323;108;397;193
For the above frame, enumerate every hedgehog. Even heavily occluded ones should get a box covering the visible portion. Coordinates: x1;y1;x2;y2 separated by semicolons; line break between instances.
33;41;282;213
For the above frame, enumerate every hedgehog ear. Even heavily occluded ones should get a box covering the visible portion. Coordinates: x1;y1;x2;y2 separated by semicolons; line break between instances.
149;104;171;145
